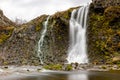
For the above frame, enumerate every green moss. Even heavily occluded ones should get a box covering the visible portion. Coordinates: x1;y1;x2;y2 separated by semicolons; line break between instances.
65;64;72;71
63;10;71;20
3;61;8;65
104;6;120;21
36;24;42;31
43;64;62;70
113;61;120;64
0;26;14;44
88;4;120;64
27;15;48;32
101;66;107;69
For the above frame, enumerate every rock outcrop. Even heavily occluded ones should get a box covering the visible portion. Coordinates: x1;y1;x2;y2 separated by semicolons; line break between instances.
92;0;120;8
87;0;120;64
0;9;15;45
0;7;76;65
0;9;15;27
40;8;75;64
0;14;48;65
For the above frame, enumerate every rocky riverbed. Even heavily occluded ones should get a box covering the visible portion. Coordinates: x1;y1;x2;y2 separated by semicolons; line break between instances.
0;64;120;74
1;64;120;80
0;66;43;80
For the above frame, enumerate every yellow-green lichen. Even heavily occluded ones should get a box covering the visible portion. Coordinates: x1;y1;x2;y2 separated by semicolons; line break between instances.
0;26;14;44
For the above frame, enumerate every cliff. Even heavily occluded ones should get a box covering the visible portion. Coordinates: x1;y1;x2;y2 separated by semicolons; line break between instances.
0;7;76;65
0;0;120;66
87;0;120;64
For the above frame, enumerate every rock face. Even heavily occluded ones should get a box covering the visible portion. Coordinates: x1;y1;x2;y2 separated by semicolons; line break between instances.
0;0;119;66
0;10;15;27
87;1;120;64
0;14;48;65
40;7;78;64
0;8;76;65
92;0;120;8
0;10;15;45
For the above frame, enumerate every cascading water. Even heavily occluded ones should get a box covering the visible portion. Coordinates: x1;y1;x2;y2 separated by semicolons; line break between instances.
37;16;50;64
67;5;89;64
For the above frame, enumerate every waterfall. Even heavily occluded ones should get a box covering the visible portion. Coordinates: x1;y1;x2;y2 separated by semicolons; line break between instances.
67;5;89;64
37;16;50;64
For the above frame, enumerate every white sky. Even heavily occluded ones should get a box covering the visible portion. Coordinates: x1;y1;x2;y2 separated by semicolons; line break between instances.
0;0;91;21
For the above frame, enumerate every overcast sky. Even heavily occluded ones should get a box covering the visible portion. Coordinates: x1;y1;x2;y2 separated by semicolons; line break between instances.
0;0;91;21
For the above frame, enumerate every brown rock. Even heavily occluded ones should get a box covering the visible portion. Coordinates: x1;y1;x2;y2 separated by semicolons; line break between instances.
112;56;120;63
0;9;3;17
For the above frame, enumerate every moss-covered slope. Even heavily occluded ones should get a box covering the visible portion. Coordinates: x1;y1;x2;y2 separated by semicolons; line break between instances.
0;10;15;44
87;3;120;64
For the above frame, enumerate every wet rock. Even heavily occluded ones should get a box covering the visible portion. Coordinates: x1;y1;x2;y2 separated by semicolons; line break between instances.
4;66;8;69
27;69;30;72
37;68;42;72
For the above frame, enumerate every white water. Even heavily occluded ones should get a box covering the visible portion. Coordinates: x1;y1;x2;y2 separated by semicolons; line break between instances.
67;5;89;64
37;16;50;64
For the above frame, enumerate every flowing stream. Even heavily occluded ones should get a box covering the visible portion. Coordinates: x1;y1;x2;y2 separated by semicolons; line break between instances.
67;5;89;64
37;16;50;64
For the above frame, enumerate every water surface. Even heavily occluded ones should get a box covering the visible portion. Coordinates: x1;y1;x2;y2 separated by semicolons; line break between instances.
5;70;120;80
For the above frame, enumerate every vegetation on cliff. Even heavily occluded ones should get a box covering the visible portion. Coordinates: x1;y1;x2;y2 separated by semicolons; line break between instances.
0;10;15;44
0;0;120;66
0;26;14;44
0;7;77;65
88;3;120;64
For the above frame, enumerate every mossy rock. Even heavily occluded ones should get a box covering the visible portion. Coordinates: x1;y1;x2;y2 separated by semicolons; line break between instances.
104;6;120;21
65;64;72;71
26;15;48;31
0;26;14;44
43;64;62;70
88;4;120;64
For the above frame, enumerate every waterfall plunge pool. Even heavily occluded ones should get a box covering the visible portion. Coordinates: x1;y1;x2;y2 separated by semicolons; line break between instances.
0;69;120;80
